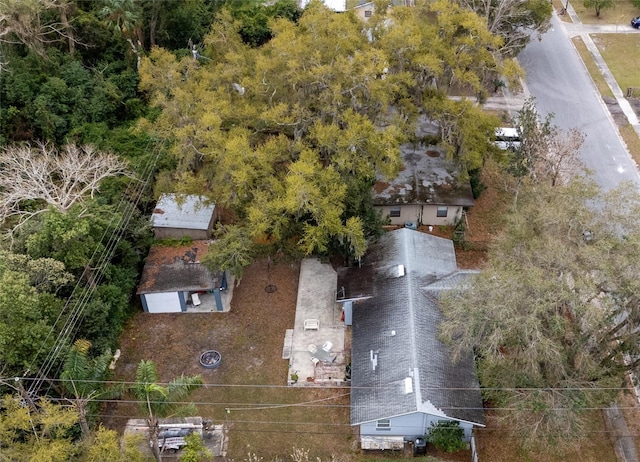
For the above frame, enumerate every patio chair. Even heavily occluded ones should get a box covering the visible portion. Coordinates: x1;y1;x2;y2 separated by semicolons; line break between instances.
322;341;333;353
308;344;318;354
304;319;319;330
191;293;201;306
311;357;320;366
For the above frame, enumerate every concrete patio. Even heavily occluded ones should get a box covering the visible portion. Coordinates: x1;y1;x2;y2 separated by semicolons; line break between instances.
183;277;235;313
283;258;349;386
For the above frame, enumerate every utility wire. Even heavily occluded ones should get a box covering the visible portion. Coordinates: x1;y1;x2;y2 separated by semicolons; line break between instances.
17;392;640;413
79;415;640;438
8;376;640;392
26;139;166;397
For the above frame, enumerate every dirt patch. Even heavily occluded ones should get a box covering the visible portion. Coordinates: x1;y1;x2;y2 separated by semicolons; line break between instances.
604;94;640;131
604;95;631;128
103;258;359;460
417;163;512;270
475;410;617;462
627;97;640;123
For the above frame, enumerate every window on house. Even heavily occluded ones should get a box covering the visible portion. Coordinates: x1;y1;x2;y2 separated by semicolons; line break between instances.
364;10;372;17
436;206;448;218
377;419;391;430
389;206;401;218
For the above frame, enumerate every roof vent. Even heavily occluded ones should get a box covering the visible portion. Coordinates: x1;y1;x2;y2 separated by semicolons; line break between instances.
397;264;405;277
404;377;413;394
370;350;378;371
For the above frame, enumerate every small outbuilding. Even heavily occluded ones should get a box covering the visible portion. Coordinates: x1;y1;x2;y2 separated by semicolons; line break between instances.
137;241;229;313
151;194;217;240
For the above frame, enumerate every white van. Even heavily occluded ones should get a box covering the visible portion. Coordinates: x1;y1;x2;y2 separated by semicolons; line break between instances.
494;127;521;150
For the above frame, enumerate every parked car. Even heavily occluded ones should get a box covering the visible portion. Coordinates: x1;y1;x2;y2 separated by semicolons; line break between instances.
151;428;193;453
494;127;521;151
632;16;640;29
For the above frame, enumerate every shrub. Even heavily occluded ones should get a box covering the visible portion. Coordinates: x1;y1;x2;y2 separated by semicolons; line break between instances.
427;421;466;453
469;168;486;199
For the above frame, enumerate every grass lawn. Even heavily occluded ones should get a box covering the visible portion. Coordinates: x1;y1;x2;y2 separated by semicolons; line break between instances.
103;258;357;460
570;0;640;24
591;34;640;91
571;34;640;165
571;36;615;97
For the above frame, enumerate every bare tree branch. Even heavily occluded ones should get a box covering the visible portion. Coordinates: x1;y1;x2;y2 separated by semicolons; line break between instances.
0;142;130;225
0;0;83;56
457;0;552;57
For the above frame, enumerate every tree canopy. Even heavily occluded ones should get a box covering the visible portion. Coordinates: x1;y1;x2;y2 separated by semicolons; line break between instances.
0;253;69;376
138;1;514;272
456;0;553;57
439;176;640;448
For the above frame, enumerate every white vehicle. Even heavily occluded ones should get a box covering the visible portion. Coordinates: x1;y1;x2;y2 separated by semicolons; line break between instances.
157;436;188;453
151;428;193;453
494;127;521;151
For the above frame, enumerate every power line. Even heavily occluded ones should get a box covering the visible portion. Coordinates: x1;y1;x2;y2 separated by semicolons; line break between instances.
82;414;640;439
25;138;167;397
7;376;640;392
16;393;640;414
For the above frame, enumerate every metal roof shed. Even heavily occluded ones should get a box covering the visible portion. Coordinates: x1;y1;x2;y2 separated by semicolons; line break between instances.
152;194;217;240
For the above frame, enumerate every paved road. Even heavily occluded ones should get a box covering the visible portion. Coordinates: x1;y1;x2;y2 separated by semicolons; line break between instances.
518;13;640;190
519;11;640;462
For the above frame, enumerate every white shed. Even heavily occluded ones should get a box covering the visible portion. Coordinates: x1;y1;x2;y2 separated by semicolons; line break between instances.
152;194;217;240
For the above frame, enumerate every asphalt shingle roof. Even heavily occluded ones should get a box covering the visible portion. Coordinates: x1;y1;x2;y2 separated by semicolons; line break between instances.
137;241;223;294
344;228;484;427
373;144;474;207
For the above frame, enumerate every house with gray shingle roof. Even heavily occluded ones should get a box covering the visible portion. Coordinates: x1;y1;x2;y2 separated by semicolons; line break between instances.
374;144;474;228
337;228;484;449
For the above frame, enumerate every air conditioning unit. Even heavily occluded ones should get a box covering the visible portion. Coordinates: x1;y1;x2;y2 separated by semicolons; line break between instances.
404;221;417;230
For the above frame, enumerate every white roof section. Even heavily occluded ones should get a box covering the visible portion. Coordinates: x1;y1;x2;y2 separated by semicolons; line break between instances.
151;194;215;230
495;127;519;138
299;0;346;12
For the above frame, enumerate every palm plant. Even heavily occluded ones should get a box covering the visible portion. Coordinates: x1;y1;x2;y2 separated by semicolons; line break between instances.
100;0;142;39
132;360;203;462
60;339;121;439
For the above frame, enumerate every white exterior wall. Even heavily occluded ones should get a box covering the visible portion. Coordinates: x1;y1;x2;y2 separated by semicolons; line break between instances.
377;204;421;226
359;412;475;442
360;412;427;440
377;204;463;226
421;205;463;226
143;292;182;313
353;2;374;20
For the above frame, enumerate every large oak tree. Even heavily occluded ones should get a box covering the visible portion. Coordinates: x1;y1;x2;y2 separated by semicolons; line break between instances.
138;1;513;271
439;176;640;448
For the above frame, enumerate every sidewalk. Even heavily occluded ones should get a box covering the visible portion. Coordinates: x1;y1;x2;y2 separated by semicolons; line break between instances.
560;4;640;137
560;8;640;462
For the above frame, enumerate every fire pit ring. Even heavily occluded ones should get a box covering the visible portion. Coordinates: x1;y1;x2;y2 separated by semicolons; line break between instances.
200;350;222;369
